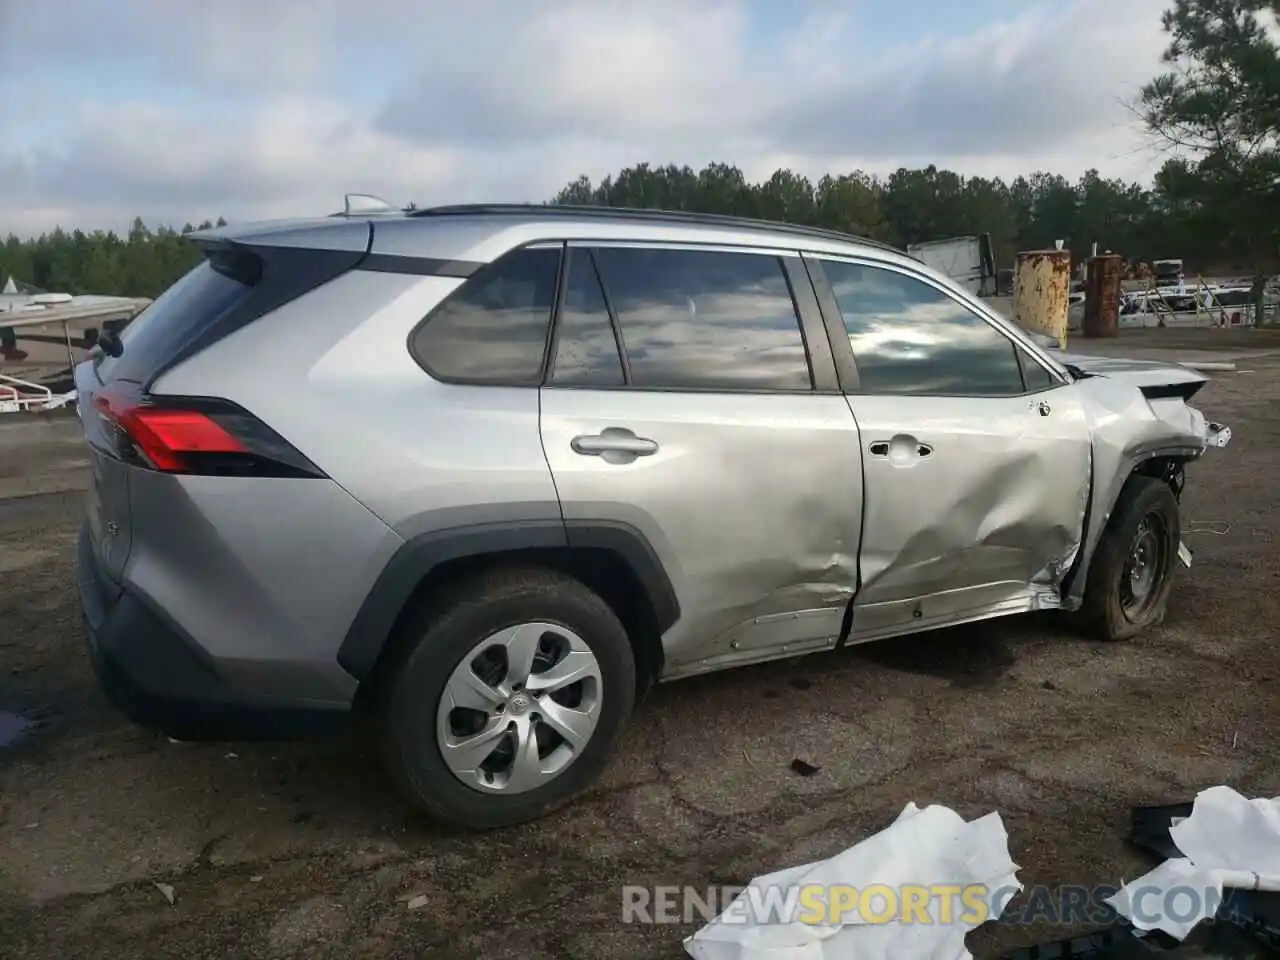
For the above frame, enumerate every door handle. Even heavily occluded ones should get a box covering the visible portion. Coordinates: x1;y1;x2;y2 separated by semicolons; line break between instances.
571;427;658;461
1029;399;1052;417
868;436;932;464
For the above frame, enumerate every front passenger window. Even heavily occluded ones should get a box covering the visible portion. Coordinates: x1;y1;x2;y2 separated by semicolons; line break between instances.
820;260;1027;397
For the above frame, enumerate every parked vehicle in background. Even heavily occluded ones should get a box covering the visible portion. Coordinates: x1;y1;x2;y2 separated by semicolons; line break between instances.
905;234;997;296
1152;258;1184;290
74;200;1231;829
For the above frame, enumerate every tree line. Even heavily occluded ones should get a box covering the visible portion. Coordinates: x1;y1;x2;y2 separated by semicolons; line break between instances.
2;0;1276;301
551;162;1238;273
0;162;1242;300
1;217;226;300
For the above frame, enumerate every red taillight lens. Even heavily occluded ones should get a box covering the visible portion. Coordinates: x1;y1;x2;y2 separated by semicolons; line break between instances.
101;403;245;472
94;388;322;478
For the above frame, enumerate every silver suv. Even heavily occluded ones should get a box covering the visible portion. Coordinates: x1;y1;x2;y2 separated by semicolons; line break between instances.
74;200;1230;829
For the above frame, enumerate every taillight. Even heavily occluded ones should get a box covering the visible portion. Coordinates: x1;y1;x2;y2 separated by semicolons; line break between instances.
94;387;324;479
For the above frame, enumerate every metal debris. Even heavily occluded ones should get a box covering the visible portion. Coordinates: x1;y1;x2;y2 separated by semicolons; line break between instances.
1187;520;1232;536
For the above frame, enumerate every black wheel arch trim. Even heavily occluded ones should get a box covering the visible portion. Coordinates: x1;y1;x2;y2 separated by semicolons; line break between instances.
336;518;681;682
563;518;681;633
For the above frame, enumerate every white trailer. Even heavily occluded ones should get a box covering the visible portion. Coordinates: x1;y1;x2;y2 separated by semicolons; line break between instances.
906;234;997;295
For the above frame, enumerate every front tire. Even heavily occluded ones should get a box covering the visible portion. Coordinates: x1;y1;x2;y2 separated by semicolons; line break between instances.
1078;474;1181;641
382;567;636;830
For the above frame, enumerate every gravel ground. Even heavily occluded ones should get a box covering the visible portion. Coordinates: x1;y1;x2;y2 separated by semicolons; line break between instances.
1;329;1278;960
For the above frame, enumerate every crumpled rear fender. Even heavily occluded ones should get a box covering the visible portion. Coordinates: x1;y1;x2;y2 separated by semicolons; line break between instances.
1063;375;1230;607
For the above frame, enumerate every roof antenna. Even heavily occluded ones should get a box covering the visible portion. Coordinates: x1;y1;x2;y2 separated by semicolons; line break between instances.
344;194;400;216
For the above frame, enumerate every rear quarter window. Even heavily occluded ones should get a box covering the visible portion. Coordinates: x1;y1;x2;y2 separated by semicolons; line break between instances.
408;246;562;385
96;261;253;384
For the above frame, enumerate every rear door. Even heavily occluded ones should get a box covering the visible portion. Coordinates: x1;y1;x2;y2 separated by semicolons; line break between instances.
77;259;258;581
806;255;1092;639
539;242;864;678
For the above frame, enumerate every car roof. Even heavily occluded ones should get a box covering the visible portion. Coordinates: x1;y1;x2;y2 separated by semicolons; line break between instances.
360;203;925;270
192;202;917;270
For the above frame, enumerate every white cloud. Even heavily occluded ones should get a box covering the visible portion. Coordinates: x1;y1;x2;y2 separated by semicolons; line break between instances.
0;0;1177;237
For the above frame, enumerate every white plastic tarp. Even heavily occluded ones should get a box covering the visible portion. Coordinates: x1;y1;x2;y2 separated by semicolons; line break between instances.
684;802;1021;960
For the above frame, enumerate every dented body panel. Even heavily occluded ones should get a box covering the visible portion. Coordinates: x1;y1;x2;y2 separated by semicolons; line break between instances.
540;389;865;679
847;387;1091;638
1052;353;1228;607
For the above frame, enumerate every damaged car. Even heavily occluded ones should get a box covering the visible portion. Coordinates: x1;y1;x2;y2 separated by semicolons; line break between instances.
73;200;1230;829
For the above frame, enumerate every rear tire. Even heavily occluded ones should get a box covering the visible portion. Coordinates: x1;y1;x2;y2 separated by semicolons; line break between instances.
382;566;635;830
1077;474;1181;641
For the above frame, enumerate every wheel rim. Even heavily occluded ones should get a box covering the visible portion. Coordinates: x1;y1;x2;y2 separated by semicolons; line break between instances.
436;621;603;795
1120;512;1168;619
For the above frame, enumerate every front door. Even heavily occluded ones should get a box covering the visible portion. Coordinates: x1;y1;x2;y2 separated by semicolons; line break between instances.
539;242;865;678
809;256;1093;639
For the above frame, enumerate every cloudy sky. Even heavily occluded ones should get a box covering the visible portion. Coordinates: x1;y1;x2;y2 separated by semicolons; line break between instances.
1;0;1175;237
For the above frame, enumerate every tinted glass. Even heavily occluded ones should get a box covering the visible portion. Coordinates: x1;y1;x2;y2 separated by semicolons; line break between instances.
591;247;812;391
821;260;1025;396
550;251;625;387
1018;348;1058;391
411;246;560;384
97;261;251;384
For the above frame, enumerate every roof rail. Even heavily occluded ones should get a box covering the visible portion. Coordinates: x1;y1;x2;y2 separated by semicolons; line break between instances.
406;203;903;254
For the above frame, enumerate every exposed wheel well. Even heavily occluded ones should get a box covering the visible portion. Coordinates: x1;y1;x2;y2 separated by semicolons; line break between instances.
1062;454;1192;606
1133;455;1190;501
355;547;665;711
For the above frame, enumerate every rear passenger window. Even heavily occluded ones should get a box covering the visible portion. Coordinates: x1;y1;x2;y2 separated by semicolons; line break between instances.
590;247;812;391
410;246;560;384
550;251;625;387
1018;347;1059;392
819;260;1026;397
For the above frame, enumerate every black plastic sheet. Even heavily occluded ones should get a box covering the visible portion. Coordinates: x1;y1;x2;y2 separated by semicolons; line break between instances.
995;801;1280;959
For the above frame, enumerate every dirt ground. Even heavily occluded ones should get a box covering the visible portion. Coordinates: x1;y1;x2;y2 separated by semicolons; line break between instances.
1;329;1279;960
